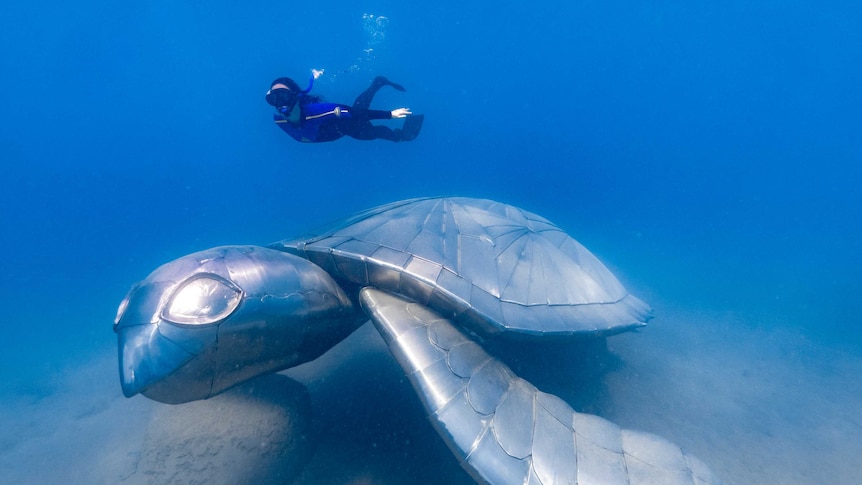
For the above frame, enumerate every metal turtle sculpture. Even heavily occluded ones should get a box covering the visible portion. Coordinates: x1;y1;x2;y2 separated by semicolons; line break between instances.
114;197;722;485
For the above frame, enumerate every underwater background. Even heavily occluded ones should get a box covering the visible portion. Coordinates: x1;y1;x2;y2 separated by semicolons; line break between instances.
1;1;860;483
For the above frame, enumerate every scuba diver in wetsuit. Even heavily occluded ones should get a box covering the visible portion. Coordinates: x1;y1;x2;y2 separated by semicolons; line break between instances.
265;70;424;143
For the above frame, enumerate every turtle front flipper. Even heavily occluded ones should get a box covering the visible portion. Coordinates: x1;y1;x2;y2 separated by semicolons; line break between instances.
359;288;722;485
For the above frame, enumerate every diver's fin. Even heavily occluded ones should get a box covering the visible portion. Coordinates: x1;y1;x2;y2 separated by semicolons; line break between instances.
374;76;406;92
399;114;424;141
359;288;723;485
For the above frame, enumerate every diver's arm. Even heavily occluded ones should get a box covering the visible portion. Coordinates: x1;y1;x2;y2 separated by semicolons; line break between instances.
357;108;412;120
303;103;352;121
302;69;325;94
300;104;408;121
362;109;394;120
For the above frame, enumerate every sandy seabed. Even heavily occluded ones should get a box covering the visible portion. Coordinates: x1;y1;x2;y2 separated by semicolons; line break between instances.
1;296;860;485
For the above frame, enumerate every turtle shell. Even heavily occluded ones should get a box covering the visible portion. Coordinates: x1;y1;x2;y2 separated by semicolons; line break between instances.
271;197;651;338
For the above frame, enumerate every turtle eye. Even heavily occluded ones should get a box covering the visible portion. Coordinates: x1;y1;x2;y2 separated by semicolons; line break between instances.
162;274;242;325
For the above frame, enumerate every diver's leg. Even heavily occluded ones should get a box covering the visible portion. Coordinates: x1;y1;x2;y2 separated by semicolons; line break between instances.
348;121;402;142
315;123;345;142
352;76;406;110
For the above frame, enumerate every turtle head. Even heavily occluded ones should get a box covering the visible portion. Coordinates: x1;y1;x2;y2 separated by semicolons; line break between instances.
114;245;359;404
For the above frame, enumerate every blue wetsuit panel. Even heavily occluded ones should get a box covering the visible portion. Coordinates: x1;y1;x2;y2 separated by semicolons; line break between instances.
274;102;353;143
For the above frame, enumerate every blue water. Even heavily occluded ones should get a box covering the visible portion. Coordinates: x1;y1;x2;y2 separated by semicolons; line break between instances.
2;1;861;483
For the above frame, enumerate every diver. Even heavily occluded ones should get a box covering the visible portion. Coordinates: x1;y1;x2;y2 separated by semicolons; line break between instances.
266;69;424;143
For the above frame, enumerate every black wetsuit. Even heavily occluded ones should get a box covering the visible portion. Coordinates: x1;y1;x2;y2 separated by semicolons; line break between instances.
273;77;406;143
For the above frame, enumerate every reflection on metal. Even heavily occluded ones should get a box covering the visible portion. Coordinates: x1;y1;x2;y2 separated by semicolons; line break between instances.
163;274;242;325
